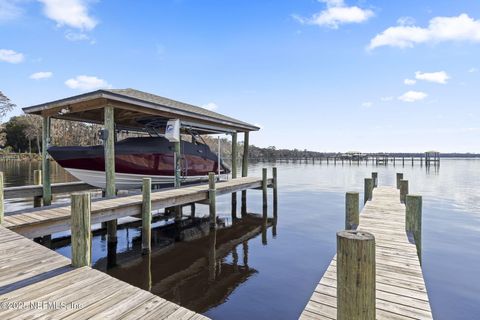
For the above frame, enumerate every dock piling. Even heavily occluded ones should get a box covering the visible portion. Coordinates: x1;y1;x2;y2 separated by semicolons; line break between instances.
209;172;216;228
33;169;42;208
396;173;403;189
345;192;359;230
71;192;91;267
337;230;375;320
231;132;238;218
371;172;378;188
364;178;373;204
272;167;278;212
141;178;152;255
406;195;422;262
262;168;268;208
241;132;249;216
400;179;409;203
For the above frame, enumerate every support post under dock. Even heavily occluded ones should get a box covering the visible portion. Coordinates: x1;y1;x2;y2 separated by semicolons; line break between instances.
241;132;249;215
231;132;238;218
71;192;91;268
33;169;42;208
406;194;422;263
141;178;152;255
209;172;216;228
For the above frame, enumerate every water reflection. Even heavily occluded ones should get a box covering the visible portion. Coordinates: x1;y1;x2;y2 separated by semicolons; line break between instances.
2;159;480;319
74;214;275;313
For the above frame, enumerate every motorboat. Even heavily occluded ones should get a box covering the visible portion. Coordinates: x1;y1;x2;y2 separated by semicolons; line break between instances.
48;136;229;189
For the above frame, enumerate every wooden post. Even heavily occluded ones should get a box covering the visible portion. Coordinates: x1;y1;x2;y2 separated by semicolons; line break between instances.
0;172;3;224
142;178;152;255
371;172;378;188
364;178;373;204
262;168;267;208
272;167;278;213
33;169;42;207
337;230;375;320
406;195;422;262
104;106;116;196
104;106;117;243
174;141;181;188
231;132;238;219
241;132;249;215
209;172;216;228
71;192;91;267
42;116;52;206
400;179;409;203
345;192;359;230
396;173;403;189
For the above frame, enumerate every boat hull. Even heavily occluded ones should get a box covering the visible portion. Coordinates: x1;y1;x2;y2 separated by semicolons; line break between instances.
65;168;212;189
48;137;229;189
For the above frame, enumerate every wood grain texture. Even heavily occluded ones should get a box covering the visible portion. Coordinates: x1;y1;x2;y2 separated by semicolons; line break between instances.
3;177;272;239
299;186;432;320
0;225;209;319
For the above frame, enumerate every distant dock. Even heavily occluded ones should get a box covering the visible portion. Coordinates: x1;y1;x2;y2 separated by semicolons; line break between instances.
300;175;432;319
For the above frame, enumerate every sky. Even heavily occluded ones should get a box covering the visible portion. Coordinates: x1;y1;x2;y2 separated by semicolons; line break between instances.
1;0;480;153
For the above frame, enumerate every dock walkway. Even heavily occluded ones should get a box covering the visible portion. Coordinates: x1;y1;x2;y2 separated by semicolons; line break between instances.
0;225;208;319
300;186;433;319
3;177;270;238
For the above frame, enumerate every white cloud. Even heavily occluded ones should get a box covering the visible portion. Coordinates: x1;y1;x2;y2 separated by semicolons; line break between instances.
65;75;111;90
294;0;374;29
404;79;416;85
468;67;478;73
368;14;480;50
30;71;53;80
0;49;24;63
0;0;23;22
381;96;394;101
361;101;373;108
39;0;97;31
65;31;90;41
397;16;416;26
415;71;449;84
398;91;427;102
201;102;218;111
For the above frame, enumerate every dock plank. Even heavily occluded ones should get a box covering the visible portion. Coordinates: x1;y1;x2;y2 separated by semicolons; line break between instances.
3;177;270;238
299;186;433;319
0;226;208;319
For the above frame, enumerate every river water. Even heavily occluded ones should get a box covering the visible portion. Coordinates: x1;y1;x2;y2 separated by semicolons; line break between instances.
1;159;479;320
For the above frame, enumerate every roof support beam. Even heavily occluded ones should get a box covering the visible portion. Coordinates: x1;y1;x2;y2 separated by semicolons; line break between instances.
42;116;52;206
104;105;117;243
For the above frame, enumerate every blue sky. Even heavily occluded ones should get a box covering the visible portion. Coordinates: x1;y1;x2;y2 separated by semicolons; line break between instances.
1;0;479;152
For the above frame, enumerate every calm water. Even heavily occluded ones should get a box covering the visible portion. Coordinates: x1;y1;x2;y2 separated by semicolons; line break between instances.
2;159;480;320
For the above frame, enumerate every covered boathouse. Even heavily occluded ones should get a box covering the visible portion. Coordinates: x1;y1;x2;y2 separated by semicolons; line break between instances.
22;88;260;239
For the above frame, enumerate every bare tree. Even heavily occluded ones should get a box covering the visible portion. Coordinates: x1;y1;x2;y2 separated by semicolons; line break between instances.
0;91;15;118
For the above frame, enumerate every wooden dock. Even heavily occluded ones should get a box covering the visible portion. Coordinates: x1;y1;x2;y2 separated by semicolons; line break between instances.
0;225;208;319
300;186;433;319
3;176;272;238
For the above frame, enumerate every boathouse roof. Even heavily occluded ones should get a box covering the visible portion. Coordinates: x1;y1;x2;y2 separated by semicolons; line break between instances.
23;88;259;133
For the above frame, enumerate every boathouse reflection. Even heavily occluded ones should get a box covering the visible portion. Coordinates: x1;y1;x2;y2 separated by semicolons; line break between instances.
92;214;274;313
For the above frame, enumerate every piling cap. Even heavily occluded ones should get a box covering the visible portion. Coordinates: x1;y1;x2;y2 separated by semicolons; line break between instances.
337;230;375;241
